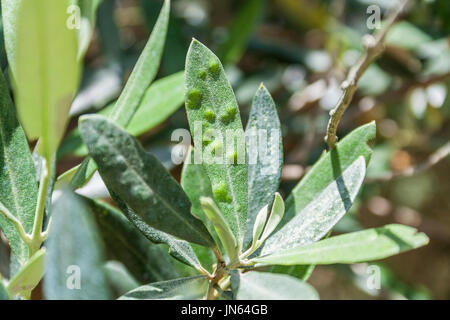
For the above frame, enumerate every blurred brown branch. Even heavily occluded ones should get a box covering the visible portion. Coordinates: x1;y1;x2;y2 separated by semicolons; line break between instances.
366;141;450;183
324;0;410;149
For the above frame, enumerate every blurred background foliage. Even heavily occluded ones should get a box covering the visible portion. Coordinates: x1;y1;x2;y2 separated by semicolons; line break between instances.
1;0;449;299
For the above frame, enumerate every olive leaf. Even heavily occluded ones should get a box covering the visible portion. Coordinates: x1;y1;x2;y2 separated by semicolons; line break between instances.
44;190;111;300
200;197;238;263
0;70;38;273
59;71;185;158
71;0;171;188
103;261;140;296
244;85;283;249
72;0;104;59
111;194;206;274
79;115;215;248
85;197;180;284
233;271;319;300
281;122;376;229
255;224;429;265
7;248;45;297
217;0;264;64
0;276;9;300
119;276;208;300
181;146;217;271
13;0;81;159
261;156;366;255
185;39;248;245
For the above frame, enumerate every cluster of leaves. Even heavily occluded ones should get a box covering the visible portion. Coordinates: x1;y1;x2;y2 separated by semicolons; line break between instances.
0;0;429;300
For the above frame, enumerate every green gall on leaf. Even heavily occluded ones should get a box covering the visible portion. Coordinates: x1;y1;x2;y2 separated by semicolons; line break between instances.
203;108;216;122
185;39;248;244
208;58;220;75
186;88;202;109
212;182;231;203
199;69;208;79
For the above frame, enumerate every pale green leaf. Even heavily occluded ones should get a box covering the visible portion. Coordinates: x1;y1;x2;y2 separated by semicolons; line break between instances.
244;85;283;248
7;248;45;296
44;190;111;300
255;224;429;265
251;205;269;250
233;271;318;300
258;192;284;245
58;71;185;158
0;71;38;272
71;0;170;188
200;197;238;262
185;39;248;245
119;276;208;300
14;0;81;159
79;115;215;248
261;156;366;255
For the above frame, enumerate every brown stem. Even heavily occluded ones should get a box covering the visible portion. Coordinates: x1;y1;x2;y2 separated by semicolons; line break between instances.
325;0;410;149
366;141;450;183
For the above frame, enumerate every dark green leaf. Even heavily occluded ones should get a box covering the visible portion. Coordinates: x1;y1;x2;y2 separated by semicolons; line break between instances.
104;261;140;297
218;0;264;64
111;194;206;273
261;156;366;255
234;271;318;300
79;115;215;248
85;197;179;283
255;224;429;265
44;190;111;300
185;39;248;245
0;276;9;300
0;71;37;272
119;276;207;300
244;85;282;248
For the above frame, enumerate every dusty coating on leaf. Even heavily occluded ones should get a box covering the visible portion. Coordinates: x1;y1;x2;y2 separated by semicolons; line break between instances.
185;39;248;245
261;156;366;255
79;115;215;248
281;122;376;230
86;198;180;283
244;85;283;248
256;224;429;265
0;71;38;273
120;276;208;300
44;191;111;300
113;195;204;271
235;272;319;300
